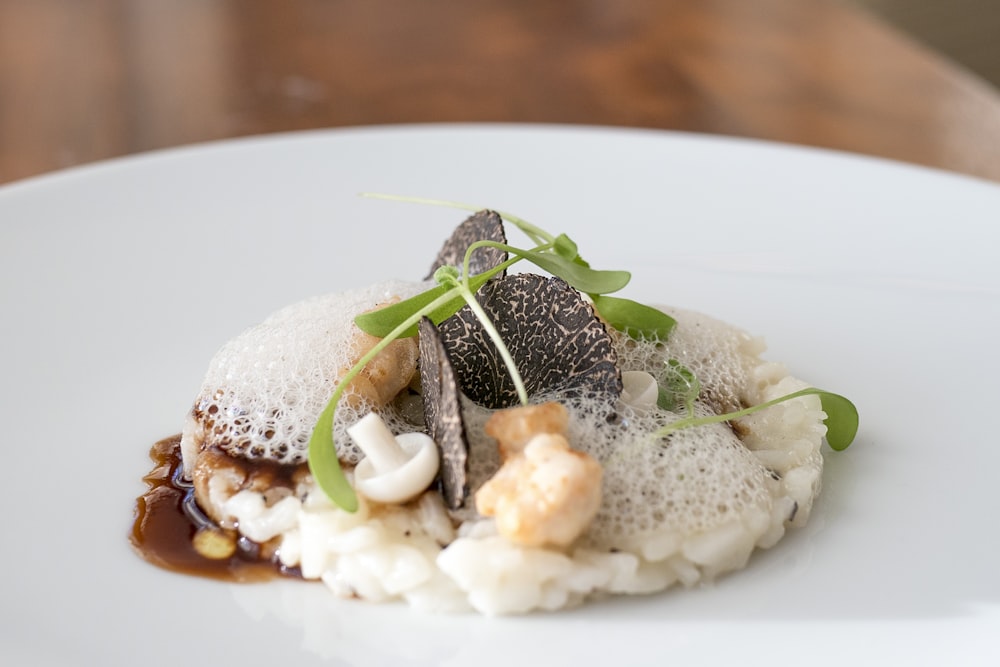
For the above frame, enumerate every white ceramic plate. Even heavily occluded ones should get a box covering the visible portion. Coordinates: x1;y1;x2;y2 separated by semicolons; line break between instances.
1;125;997;666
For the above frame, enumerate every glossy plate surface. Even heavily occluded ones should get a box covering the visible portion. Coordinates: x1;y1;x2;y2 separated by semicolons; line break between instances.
1;125;997;666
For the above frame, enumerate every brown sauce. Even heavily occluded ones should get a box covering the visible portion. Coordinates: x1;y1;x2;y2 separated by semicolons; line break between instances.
129;435;300;582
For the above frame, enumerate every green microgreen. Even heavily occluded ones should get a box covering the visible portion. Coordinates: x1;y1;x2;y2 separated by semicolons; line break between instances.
474;240;631;294
309;196;859;511
353;236;631;340
656;387;859;451
354;265;505;338
591;294;676;340
440;267;530;406
309;235;550;511
307;282;465;510
358;193;667;341
553;234;579;260
657;359;700;413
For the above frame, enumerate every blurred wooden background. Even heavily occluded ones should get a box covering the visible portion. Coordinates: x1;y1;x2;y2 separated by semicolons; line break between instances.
855;0;1000;89
2;0;1000;185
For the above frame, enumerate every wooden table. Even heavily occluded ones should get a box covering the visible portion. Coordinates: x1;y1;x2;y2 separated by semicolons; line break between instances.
3;0;1000;185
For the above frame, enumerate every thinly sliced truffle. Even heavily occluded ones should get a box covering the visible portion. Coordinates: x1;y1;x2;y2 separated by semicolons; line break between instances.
425;210;508;280
418;317;470;510
437;274;622;409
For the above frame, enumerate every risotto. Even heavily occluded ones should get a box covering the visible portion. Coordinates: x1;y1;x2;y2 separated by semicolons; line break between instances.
131;204;853;615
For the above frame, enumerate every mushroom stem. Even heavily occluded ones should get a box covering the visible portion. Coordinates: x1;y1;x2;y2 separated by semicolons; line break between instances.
348;413;410;474
349;413;441;505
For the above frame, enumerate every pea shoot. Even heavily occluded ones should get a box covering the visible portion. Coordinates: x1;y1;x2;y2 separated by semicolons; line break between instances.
656;383;859;451
308;198;642;510
308;196;859;511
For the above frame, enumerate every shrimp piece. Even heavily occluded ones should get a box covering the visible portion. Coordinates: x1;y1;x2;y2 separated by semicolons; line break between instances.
476;403;602;548
484;401;569;459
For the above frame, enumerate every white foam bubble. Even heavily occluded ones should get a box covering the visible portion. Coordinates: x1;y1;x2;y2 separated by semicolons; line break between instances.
460;306;823;555
182;280;428;468
183;288;828;614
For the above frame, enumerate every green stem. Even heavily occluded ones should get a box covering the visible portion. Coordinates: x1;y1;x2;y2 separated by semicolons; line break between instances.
452;279;530;406
493;210;551;246
307;285;465;510
461;239;553;287
457;240;543;406
656;387;823;437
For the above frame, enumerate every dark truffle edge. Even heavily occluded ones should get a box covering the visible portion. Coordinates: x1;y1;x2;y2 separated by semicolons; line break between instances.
418;316;470;510
425;210;508;280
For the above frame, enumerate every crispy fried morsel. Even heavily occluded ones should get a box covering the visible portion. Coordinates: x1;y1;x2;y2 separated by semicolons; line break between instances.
476;403;602;548
483;401;569;460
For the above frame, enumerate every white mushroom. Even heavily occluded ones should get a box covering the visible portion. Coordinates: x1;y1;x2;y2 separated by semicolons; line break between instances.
348;413;440;504
620;370;659;412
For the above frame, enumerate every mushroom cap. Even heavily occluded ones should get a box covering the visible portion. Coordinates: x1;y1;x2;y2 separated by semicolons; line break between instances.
354;432;440;505
437;274;622;410
620;370;660;412
419;316;471;510
425;210;508;280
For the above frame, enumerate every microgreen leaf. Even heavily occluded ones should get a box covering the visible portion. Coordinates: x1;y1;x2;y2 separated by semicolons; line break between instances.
590;294;677;340
309;284;477;511
814;390;860;451
355;285;453;338
656;387;859;451
355;270;497;338
553;234;579;261
433;265;461;283
658;359;700;412
308;393;359;512
502;244;631;294
312;194;859;516
361;193;630;294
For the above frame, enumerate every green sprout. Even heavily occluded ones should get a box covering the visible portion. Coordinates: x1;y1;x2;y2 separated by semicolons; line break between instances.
307;195;859;511
656;386;859;452
308;198;648;510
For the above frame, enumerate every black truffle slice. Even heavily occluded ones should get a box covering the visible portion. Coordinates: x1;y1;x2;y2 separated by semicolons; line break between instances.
425;210;508;280
437;274;622;410
418;316;470;510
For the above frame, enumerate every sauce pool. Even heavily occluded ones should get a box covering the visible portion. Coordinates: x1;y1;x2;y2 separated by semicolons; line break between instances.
129;435;298;582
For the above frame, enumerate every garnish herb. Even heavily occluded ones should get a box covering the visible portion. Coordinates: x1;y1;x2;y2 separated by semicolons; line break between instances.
355;267;501;338
309;195;860;511
656;387;859;451
308;284;464;510
436;266;530;405
311;204;641;510
658;359;701;413
475;240;631;295
591;294;676;340
353;240;632;338
358;192;670;340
